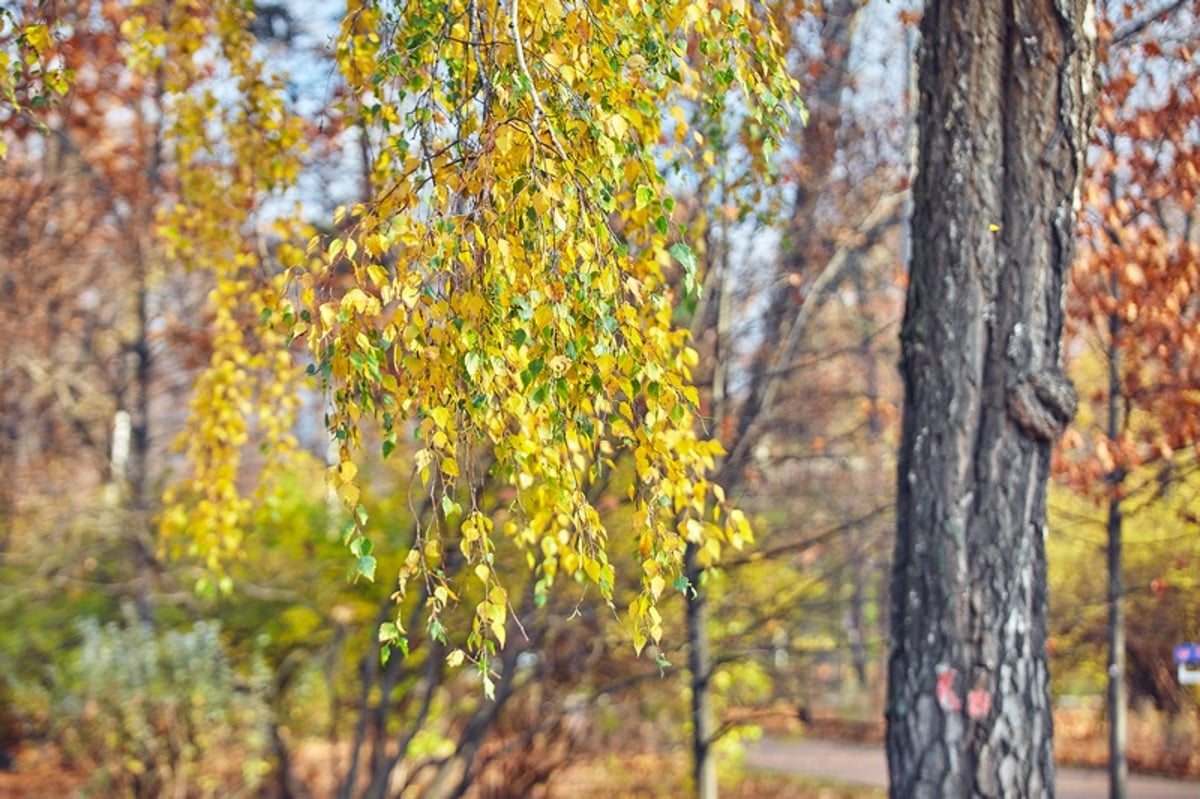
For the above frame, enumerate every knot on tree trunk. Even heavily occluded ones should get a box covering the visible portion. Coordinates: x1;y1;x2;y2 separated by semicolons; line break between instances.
1007;370;1078;442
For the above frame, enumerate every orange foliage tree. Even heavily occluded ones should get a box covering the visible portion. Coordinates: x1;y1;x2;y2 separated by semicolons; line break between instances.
1056;0;1200;793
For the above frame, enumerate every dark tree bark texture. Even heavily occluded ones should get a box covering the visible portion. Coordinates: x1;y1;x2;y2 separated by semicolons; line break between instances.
886;2;1095;797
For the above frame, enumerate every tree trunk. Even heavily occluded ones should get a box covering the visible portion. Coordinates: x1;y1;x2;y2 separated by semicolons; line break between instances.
685;542;717;799
1106;492;1126;799
849;267;881;688
128;256;155;626
1105;308;1126;799
127;76;164;628
886;2;1095;797
725;0;860;479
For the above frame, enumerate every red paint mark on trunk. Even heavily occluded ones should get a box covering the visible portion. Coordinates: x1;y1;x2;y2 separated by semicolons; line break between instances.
936;666;961;712
967;689;992;719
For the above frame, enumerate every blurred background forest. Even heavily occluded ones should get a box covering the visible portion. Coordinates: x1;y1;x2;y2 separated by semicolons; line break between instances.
1;0;1198;797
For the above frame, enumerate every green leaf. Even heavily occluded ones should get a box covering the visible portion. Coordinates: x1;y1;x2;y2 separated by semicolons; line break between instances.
464;351;482;379
356;555;377;581
635;184;654;209
478;655;496;700
429;618;446;643
669;242;699;295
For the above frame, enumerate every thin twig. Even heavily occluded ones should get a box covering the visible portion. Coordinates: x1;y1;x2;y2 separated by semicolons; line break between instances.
1111;0;1191;47
509;0;567;161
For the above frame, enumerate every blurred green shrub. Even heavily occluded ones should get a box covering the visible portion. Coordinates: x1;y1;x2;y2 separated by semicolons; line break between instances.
52;607;272;798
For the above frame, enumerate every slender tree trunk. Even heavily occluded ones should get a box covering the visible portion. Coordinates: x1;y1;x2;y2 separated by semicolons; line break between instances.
0;448;13;554
685;542;716;799
129;259;154;625
1106;492;1126;799
850;268;881;688
725;0;860;479
886;2;1095;796
128;69;165;627
848;540;869;687
1105;309;1127;799
681;145;736;799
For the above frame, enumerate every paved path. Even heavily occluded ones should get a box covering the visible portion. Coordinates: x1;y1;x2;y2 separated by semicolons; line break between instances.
746;737;1200;798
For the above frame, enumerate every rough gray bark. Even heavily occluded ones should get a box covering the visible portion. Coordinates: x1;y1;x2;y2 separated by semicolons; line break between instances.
886;1;1096;797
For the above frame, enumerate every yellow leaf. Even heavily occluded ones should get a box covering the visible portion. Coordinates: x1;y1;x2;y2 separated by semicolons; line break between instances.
24;24;51;53
428;406;451;429
603;112;628;140
491;618;507;648
367;263;387;287
338;481;360;506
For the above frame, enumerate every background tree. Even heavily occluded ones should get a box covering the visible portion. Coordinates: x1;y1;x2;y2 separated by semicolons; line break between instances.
886;1;1095;795
0;1;326;788
676;1;912;793
0;10;210;763
0;0;174;621
1055;1;1200;795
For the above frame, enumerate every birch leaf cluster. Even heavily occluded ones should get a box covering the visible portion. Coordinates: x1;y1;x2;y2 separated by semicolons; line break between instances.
293;0;795;670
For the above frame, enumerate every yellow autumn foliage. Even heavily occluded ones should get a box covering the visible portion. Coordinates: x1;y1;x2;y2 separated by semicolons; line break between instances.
113;0;797;674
